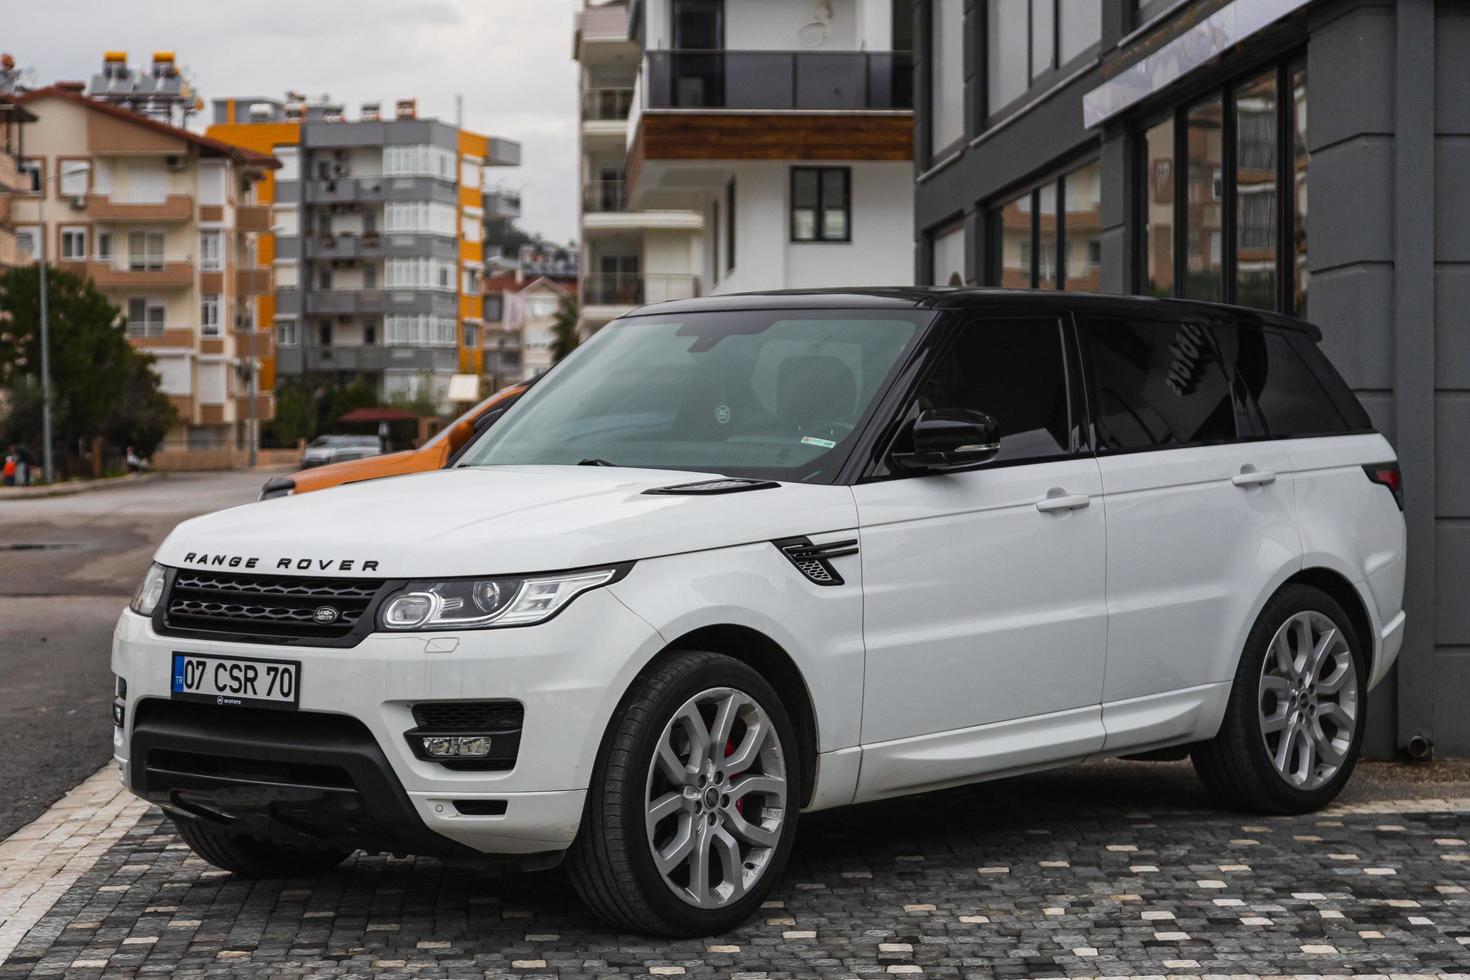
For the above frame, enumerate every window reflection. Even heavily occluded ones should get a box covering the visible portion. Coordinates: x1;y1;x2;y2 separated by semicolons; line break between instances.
1184;96;1223;302
1235;70;1278;310
1063;162;1101;292
1291;66;1309;316
1141;117;1175;297
997;191;1031;288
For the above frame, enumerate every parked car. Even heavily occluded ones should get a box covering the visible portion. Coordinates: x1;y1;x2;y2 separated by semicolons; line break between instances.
260;383;530;500
116;289;1404;937
298;435;383;470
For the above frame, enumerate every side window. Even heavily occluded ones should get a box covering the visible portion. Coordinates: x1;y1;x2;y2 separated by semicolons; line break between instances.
1082;317;1237;450
1215;323;1354;437
892;317;1073;466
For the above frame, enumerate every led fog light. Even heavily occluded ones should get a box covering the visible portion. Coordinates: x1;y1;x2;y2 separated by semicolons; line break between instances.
420;735;494;759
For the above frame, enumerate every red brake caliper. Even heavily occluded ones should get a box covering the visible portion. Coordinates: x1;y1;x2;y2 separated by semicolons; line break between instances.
725;740;745;815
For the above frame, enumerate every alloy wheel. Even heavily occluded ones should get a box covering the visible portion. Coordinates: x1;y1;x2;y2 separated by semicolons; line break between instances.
644;687;788;909
1257;610;1359;791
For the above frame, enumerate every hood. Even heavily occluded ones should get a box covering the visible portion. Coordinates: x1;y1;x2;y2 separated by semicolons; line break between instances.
156;465;858;578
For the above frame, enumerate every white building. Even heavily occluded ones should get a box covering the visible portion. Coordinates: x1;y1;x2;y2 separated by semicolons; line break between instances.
575;1;704;337
619;0;915;297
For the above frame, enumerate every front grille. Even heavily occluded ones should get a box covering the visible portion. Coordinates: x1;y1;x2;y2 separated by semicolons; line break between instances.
163;569;387;643
411;701;524;732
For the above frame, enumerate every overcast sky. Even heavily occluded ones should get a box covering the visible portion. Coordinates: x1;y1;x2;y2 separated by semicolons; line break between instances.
7;0;582;242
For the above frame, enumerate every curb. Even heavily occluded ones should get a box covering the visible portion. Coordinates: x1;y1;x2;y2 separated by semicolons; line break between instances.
0;472;163;500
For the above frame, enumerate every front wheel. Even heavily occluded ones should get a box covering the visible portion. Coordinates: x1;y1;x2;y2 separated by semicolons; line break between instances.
567;650;800;936
1192;584;1367;813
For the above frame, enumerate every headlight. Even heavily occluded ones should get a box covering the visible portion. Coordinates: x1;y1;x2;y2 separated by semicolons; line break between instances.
130;563;167;617
378;565;628;631
258;476;296;501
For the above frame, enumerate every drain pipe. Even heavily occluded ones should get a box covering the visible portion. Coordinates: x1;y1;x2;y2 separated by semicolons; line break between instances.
1404;733;1434;762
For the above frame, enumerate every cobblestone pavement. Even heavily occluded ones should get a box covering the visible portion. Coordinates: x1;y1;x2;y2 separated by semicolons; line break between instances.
1;761;1468;978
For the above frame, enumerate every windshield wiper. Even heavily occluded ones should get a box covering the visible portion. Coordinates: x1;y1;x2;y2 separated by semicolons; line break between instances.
578;458;618;467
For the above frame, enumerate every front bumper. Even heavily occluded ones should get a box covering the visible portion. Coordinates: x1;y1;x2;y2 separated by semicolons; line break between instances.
111;587;664;857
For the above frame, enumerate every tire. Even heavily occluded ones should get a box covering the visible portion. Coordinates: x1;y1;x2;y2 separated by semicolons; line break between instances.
567;650;801;936
1192;584;1368;814
170;817;352;878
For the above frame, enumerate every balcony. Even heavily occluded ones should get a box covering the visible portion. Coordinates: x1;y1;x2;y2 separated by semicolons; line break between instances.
584;87;635;121
304;289;385;315
126;325;196;348
583;178;627;213
87;193;194;222
236;267;272;295
307;177;387;203
234;394;274;420
87;257;194;289
234;328;275;360
583;272;699;308
483;188;521;220
643;50;912;112
237;203;271;232
304;231;384;260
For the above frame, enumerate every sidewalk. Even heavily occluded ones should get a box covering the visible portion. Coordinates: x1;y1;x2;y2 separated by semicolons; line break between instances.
0;473;162;501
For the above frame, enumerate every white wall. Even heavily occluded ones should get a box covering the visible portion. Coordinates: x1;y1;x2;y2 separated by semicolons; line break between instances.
715;160;914;294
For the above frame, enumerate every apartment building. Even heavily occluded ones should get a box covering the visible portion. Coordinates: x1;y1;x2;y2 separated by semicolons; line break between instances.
208;97;520;410
8;83;278;457
0;94;37;269
481;270;575;387
616;0;915;305
909;0;1469;758
574;1;703;336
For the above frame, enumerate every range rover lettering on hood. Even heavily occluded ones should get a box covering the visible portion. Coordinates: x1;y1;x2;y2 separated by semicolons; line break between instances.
182;552;381;573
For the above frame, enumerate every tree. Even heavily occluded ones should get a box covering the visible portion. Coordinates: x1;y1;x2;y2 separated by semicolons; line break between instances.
103;354;177;457
551;291;580;364
0;265;175;462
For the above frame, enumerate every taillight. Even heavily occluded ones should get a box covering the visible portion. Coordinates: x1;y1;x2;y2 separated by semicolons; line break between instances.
1363;462;1403;510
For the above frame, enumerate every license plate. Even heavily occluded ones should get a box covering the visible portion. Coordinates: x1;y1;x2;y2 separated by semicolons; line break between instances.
171;653;300;710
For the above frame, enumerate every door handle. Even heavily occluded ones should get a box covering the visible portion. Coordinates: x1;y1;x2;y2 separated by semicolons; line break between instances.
1035;489;1091;514
1231;465;1277;488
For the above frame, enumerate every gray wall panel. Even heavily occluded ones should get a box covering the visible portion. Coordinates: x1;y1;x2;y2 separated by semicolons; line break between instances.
1435;266;1470;389
1435;393;1470;518
1306;3;1395;150
1308;137;1395;272
1434;138;1470;263
1358;392;1396;444
1431;651;1470;756
1434;6;1470;136
1311;264;1395;389
1435;521;1470;645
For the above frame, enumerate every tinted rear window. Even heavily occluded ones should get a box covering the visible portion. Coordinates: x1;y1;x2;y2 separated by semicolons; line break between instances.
1214;323;1371;437
1081;317;1238;451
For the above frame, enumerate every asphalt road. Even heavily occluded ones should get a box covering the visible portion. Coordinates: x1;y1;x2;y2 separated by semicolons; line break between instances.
0;470;274;838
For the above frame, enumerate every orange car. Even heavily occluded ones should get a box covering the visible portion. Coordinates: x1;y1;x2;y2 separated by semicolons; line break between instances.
257;382;529;501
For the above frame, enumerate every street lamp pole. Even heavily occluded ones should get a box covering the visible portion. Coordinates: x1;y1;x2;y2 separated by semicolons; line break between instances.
36;192;54;484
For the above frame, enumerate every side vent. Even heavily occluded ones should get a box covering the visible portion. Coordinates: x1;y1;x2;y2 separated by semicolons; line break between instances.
773;536;858;586
644;478;780;495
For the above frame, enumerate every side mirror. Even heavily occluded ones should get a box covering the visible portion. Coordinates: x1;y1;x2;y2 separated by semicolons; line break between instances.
444;419;476;454
890;408;1001;472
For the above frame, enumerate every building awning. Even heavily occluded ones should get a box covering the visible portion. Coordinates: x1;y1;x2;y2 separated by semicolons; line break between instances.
1082;0;1311;128
447;374;481;403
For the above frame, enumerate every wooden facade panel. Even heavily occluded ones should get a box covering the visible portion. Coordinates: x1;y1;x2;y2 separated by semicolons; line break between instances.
636;112;913;163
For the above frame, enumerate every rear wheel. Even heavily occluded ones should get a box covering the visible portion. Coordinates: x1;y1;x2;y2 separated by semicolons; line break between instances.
1192;584;1366;813
567;650;800;936
170;817;352;877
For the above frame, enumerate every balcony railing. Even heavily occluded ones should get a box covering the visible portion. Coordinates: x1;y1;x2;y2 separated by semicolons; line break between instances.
642;50;913;111
583;272;700;307
583;178;628;213
87;193;195;221
584;87;636;121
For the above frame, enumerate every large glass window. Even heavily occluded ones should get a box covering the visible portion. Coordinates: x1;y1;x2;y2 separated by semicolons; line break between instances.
1138;59;1307;316
458;311;929;483
1140;116;1175;297
988;159;1101;292
930;0;966;156
1081;317;1237;451
1184;95;1224;302
1235;70;1278;310
930;220;966;286
987;0;1102;117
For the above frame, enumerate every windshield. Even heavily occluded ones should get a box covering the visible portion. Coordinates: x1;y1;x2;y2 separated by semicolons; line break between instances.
457;310;928;483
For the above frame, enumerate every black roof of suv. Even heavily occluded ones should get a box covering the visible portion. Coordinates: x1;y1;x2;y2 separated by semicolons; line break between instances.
626;288;1321;339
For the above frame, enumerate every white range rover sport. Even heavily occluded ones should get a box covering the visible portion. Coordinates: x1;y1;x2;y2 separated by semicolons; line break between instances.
114;289;1407;936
